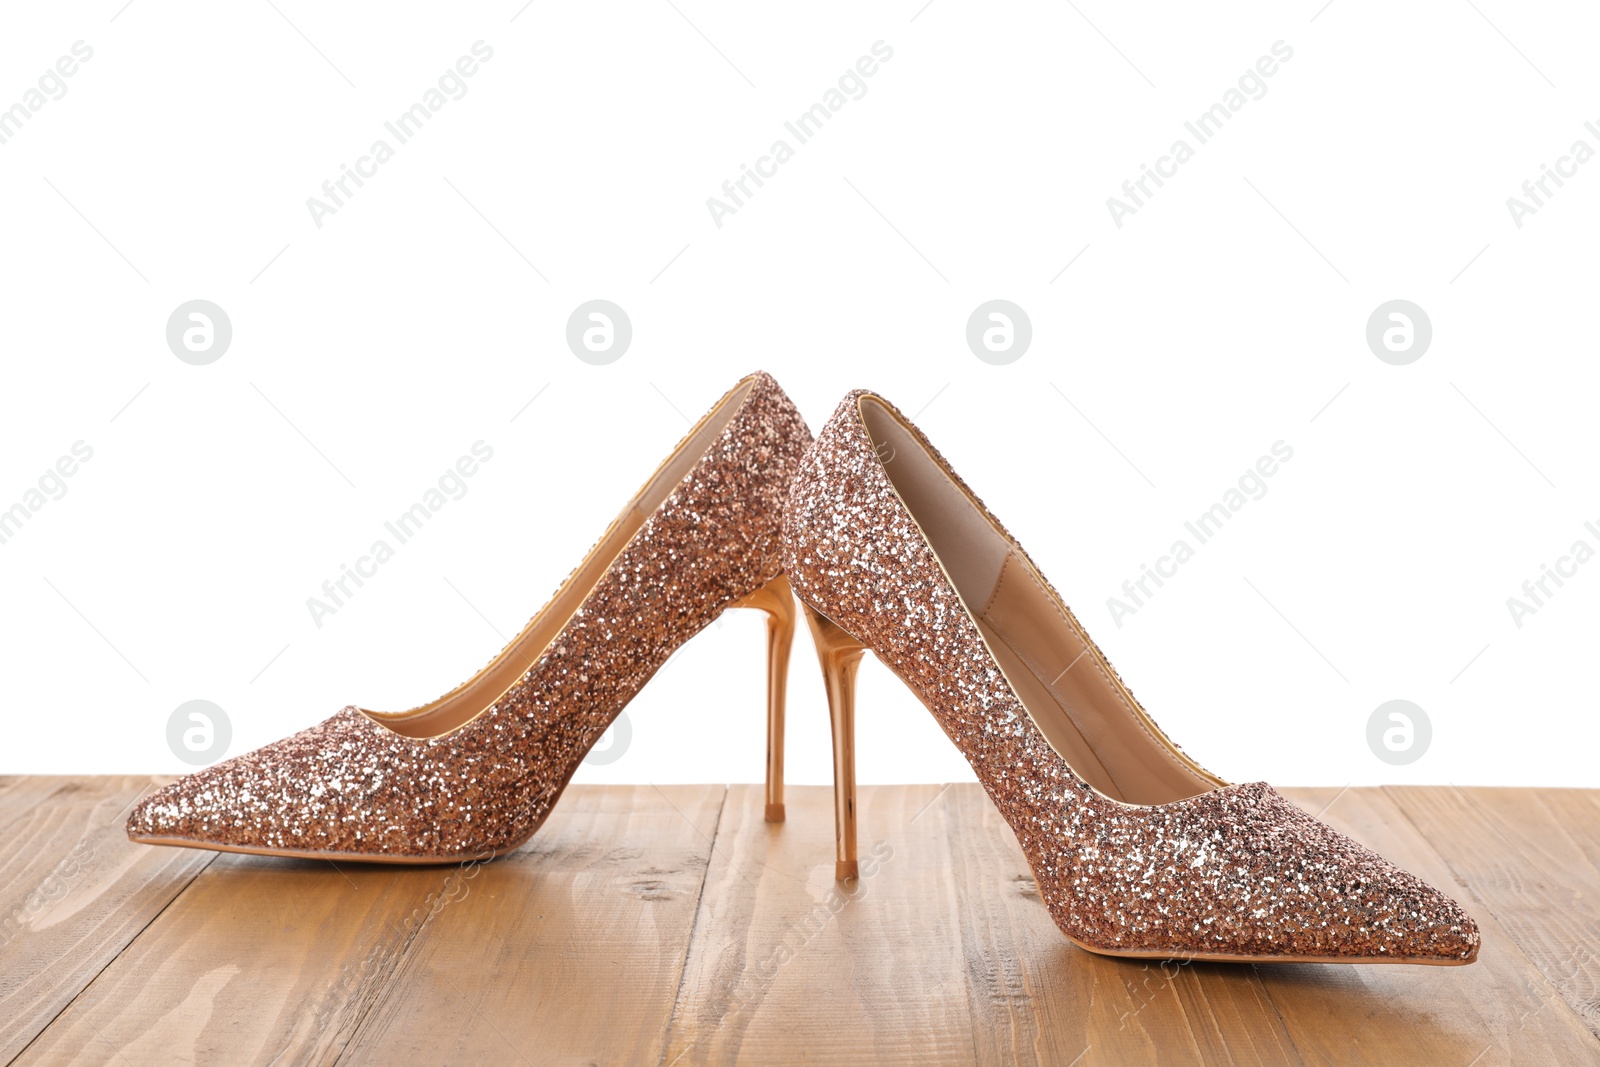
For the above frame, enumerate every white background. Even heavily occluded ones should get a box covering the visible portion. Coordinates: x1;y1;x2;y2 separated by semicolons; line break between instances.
1;1;1595;789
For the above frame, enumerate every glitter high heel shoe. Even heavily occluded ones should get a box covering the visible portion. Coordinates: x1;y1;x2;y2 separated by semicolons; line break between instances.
781;390;1480;964
127;372;812;861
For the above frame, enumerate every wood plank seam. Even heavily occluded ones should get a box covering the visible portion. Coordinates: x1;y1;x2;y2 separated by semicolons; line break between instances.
7;811;219;1063
10;782;1600;1066
317;785;723;1066
323;854;497;1062
655;785;730;1067
327;849;557;1065
1243;967;1309;1067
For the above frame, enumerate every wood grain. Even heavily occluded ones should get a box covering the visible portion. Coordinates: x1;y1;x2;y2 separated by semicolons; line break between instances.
5;779;1598;1066
336;783;725;1067
664;784;977;1066
1387;786;1600;1045
0;778;82;833
0;776;211;1062
13;850;483;1066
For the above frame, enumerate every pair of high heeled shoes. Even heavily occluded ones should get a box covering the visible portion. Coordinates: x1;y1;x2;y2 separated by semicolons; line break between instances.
128;373;1480;965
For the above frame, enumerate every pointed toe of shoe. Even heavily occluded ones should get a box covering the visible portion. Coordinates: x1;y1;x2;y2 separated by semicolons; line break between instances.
1382;879;1480;964
1269;791;1482;964
126;780;185;841
125;764;246;850
125;720;340;855
1054;784;1485;964
123;708;521;859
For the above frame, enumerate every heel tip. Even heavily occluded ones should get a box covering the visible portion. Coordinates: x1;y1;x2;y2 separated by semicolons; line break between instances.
836;859;859;882
765;803;786;823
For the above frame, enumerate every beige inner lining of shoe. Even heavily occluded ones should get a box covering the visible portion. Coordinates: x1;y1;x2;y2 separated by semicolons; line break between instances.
857;396;1223;805
363;378;758;740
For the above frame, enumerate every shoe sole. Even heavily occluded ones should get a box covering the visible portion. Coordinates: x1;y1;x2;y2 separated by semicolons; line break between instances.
1062;933;1478;966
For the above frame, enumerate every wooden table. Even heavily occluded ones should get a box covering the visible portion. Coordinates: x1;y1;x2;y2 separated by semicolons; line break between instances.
2;779;1597;1065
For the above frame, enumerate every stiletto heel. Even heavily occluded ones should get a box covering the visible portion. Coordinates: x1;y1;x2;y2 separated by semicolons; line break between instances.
734;572;797;823
800;600;866;881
